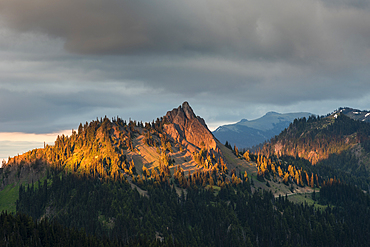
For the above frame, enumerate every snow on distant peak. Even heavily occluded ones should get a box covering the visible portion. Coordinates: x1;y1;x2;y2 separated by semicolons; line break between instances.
365;113;370;118
353;112;360;114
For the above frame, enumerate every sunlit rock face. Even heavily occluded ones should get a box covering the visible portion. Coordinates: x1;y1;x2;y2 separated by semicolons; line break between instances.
164;102;218;153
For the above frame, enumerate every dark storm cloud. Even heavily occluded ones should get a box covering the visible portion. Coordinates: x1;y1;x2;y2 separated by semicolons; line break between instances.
0;88;88;132
322;0;370;9
0;84;131;133
0;77;181;133
1;0;369;62
1;0;370;134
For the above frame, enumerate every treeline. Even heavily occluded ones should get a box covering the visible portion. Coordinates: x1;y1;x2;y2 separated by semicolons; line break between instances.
14;169;370;246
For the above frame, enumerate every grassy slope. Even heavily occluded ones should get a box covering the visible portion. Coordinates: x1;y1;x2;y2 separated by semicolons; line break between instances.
287;190;327;210
218;142;257;176
0;173;50;213
0;182;20;213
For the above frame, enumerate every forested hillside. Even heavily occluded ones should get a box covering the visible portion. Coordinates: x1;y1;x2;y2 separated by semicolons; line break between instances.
3;103;229;183
1;104;370;246
263;114;370;163
260;113;370;189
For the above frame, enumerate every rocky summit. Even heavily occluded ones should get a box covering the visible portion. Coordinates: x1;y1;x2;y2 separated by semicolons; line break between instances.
164;102;218;153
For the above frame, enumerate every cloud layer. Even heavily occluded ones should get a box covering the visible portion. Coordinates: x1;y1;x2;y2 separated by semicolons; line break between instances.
2;0;370;59
0;0;370;135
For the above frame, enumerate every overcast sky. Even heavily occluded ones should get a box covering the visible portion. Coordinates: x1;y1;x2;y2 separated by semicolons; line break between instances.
1;0;370;160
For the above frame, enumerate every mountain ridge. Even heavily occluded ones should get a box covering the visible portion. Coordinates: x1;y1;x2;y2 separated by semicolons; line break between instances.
213;111;313;149
260;110;370;190
333;107;370;123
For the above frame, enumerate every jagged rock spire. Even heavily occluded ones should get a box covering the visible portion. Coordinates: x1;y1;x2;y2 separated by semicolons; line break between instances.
182;101;195;119
163;102;218;153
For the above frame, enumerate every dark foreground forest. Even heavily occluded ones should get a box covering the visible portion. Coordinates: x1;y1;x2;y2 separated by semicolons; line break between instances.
0;169;367;246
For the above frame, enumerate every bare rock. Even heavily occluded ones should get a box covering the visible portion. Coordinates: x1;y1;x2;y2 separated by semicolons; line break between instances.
164;102;218;153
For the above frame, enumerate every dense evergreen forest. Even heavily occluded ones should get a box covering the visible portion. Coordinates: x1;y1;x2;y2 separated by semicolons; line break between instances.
11;169;370;246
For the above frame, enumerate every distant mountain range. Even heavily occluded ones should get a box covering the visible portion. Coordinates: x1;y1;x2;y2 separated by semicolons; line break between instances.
213;111;313;149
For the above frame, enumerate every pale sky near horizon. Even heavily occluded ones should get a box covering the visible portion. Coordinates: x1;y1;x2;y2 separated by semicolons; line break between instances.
1;0;370;161
0;130;72;162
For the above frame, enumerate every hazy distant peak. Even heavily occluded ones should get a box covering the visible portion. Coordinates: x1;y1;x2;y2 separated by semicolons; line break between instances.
238;119;249;123
213;111;312;149
237;112;312;131
265;111;280;116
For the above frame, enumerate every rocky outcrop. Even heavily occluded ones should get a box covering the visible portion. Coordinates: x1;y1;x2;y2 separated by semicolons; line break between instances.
163;102;218;153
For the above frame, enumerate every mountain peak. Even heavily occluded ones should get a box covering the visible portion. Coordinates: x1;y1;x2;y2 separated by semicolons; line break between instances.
181;101;195;119
265;111;280;116
167;101;196;122
239;118;248;123
164;102;218;153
